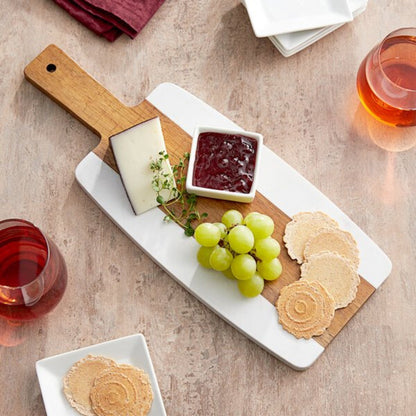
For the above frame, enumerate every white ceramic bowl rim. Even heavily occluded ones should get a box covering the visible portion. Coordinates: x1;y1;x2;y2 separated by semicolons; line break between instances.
185;125;263;202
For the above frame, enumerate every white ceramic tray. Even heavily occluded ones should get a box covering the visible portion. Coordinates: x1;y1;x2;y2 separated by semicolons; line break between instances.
75;83;392;370
36;334;166;416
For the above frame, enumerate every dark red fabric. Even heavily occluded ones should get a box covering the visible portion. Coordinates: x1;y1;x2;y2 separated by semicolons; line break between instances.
53;0;122;41
53;0;165;42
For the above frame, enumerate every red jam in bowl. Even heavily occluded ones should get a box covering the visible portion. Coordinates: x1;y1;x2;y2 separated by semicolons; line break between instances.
192;132;258;194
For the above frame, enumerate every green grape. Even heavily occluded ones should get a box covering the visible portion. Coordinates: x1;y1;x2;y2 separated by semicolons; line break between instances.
238;272;264;297
231;254;256;280
222;268;235;279
213;222;227;239
194;223;221;247
197;246;216;268
254;237;281;261
257;258;282;281
221;209;243;229
209;246;233;271
245;214;274;240
228;225;254;254
242;212;261;225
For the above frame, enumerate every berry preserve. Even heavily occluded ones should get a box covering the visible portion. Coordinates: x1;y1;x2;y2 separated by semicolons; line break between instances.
192;132;258;194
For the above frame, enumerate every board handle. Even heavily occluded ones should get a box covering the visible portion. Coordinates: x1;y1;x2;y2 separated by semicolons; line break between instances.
24;44;136;139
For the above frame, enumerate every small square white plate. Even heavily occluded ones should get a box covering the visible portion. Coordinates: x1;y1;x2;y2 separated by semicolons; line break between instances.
36;334;166;416
272;0;368;55
245;0;353;38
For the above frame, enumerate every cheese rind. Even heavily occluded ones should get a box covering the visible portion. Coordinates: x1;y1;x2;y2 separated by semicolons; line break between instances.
110;117;174;215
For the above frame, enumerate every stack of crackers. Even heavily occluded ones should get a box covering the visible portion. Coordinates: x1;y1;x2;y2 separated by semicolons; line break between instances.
63;355;153;416
276;211;360;339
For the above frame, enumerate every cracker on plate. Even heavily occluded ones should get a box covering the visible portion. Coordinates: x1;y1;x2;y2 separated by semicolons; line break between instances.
90;365;153;416
303;227;360;270
276;280;335;339
90;369;136;416
63;355;117;416
117;364;153;416
283;211;339;264
300;251;360;309
63;356;153;416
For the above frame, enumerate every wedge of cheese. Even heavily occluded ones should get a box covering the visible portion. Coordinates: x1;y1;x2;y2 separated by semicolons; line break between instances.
110;117;174;215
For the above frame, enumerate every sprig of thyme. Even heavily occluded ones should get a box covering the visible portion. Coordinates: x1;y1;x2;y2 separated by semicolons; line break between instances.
150;151;207;236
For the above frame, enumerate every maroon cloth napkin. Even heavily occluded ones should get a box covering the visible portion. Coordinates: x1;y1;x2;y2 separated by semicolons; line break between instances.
53;0;166;42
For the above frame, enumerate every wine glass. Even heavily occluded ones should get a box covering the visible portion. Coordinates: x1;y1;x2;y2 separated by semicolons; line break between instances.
0;219;67;321
357;27;416;127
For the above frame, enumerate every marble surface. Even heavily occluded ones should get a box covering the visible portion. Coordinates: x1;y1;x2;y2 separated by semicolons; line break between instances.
1;0;415;414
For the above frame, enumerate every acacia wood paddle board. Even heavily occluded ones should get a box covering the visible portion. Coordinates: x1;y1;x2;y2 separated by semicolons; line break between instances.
24;45;392;370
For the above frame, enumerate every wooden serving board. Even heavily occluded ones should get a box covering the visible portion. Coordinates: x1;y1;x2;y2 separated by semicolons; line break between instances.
24;45;391;370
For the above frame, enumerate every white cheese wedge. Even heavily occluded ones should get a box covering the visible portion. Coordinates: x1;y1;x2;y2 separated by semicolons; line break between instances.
110;117;174;215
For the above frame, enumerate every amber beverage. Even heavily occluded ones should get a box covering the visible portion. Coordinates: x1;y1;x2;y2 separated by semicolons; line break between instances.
357;28;416;127
0;219;67;321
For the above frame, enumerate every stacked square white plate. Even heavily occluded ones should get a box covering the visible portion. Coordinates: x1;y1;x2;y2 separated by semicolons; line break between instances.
242;0;368;57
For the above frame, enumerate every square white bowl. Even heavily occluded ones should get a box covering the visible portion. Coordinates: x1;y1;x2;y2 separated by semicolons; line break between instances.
186;126;263;203
36;334;166;416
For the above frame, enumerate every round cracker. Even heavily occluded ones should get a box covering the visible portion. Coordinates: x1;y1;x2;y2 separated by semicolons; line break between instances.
300;251;360;309
283;211;339;264
276;280;335;339
117;364;153;416
90;370;136;416
63;355;117;416
90;365;153;416
304;227;360;270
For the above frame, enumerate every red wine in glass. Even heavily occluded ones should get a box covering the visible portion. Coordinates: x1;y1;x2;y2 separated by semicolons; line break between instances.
0;219;67;321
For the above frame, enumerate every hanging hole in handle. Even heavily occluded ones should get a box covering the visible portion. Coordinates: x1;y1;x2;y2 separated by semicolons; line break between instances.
46;64;56;73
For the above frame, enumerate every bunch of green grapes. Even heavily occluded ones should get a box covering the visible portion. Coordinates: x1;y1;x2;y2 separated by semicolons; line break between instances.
194;209;282;298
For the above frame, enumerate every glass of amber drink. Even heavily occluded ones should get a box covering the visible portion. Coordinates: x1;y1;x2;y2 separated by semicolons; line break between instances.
0;219;67;321
357;28;416;127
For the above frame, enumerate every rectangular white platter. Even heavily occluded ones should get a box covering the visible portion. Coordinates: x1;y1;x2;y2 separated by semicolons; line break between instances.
75;82;392;370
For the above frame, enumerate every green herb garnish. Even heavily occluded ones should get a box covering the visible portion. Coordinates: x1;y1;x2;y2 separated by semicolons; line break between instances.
150;151;207;236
